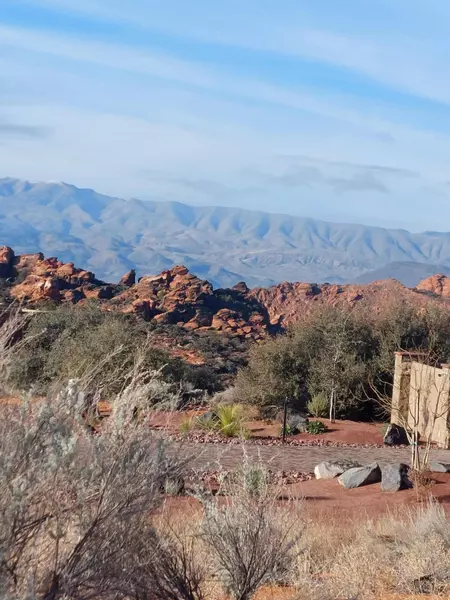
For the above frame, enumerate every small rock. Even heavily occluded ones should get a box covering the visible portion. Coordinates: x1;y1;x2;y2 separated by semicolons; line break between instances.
384;424;409;446
338;462;381;489
429;462;450;473
381;463;411;492
119;269;136;287
314;460;361;480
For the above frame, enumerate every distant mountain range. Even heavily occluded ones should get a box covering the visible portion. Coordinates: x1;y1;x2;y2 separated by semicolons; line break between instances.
2;176;450;288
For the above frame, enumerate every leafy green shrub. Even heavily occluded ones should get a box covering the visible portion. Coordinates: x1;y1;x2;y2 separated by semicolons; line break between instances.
307;393;329;417
306;420;328;434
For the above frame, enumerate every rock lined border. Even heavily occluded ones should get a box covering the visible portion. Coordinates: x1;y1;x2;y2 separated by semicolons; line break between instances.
185;468;313;487
170;431;408;449
314;460;413;491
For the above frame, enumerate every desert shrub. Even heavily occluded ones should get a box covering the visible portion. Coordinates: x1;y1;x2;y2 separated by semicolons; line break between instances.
306;420;328;434
8;304;218;396
307;393;328;417
279;423;297;437
235;302;450;420
200;462;302;600
0;375;193;600
241;464;270;498
234;332;308;416
324;501;450;599
127;517;209;600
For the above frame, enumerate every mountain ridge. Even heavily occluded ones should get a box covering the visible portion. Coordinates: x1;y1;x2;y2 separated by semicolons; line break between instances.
2;176;450;287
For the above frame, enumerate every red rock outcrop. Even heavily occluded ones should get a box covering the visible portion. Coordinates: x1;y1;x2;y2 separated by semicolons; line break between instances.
3;247;450;340
250;278;442;327
119;269;136;287
10;254;101;303
416;274;450;297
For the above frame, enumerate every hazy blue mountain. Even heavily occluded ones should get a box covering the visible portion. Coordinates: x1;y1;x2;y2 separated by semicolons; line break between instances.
354;262;450;287
2;176;450;288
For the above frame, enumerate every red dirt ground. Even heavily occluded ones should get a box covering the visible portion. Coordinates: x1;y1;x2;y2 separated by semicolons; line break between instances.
165;472;450;523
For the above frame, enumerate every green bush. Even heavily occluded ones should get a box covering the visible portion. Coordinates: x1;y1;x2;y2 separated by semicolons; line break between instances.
234;303;450;420
9;304;219;396
307;393;329;418
234;332;308;416
306;420;328;435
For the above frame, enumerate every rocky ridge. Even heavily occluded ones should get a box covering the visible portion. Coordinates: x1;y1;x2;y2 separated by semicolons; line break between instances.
2;246;450;338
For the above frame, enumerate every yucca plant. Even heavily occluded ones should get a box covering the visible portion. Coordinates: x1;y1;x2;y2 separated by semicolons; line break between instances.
215;403;248;438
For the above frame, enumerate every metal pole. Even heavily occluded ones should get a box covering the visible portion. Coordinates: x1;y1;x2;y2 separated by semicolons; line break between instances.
282;397;288;443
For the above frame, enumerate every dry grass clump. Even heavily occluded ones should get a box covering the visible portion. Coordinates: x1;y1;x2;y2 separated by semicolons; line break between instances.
294;501;450;600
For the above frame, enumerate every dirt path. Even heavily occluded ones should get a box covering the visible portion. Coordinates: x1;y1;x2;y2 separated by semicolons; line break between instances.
182;442;450;472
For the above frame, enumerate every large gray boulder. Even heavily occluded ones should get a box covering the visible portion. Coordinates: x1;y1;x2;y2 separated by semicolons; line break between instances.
338;462;381;489
384;424;409;446
288;413;309;433
381;463;410;492
314;460;361;480
429;462;450;473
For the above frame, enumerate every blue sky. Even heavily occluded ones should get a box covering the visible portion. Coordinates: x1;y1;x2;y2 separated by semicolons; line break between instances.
2;0;450;230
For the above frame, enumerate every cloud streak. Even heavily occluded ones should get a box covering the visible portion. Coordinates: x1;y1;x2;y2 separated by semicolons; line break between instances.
2;1;450;230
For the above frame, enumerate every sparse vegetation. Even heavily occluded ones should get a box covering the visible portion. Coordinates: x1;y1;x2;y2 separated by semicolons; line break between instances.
8;304;223;396
235;303;450;421
199;463;302;600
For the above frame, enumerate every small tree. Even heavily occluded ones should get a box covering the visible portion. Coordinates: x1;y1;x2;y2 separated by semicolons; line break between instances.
292;307;377;422
234;333;308;416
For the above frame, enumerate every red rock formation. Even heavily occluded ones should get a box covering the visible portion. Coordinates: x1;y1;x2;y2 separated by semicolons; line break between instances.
3;247;450;340
250;278;440;327
119;269;136;287
416;274;450;297
11;254;99;303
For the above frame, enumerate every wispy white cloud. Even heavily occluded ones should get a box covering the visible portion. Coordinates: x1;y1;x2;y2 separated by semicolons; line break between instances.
3;2;450;230
12;0;450;104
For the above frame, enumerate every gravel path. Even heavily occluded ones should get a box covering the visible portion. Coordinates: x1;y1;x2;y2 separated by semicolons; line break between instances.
181;442;450;472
